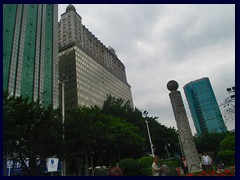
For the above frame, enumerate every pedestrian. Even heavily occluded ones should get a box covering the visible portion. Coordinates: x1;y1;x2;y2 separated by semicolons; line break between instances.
160;164;170;176
179;156;188;175
176;156;184;176
115;163;123;176
152;157;161;176
108;162;122;176
201;152;212;172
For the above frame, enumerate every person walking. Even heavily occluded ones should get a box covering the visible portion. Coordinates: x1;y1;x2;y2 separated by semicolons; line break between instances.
201;152;212;172
114;163;123;176
180;156;188;175
152;157;161;176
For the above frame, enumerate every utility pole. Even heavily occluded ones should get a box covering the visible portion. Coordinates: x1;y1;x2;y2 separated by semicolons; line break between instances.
58;74;68;176
165;143;170;158
145;120;155;157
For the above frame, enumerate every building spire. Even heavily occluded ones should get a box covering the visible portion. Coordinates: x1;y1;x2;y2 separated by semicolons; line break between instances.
66;4;76;12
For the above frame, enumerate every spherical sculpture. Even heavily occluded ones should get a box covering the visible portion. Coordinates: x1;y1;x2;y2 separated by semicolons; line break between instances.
167;80;179;91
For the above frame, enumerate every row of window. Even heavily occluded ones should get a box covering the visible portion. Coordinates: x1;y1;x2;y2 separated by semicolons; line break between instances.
59;46;132;107
76;50;132;101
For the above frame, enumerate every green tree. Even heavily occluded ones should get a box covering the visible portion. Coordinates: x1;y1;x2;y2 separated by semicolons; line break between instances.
194;132;227;153
3;91;62;176
64;105;145;175
102;96;179;158
219;133;235;166
220;134;235;151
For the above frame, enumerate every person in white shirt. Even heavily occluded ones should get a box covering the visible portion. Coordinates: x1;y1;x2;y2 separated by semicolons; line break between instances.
201;152;213;172
152;157;161;176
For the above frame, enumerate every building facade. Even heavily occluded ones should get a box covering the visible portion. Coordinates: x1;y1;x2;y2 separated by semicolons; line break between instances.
3;4;59;108
58;5;133;109
183;77;227;136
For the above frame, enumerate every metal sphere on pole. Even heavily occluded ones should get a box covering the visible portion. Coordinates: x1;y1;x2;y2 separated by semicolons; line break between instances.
167;80;202;173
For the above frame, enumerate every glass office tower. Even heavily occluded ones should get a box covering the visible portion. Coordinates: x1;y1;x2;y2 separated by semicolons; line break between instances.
3;4;59;108
184;77;227;136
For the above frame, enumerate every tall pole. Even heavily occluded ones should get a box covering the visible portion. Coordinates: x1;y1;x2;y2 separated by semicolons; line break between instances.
165;143;170;158
90;153;94;176
62;82;66;176
59;74;68;176
145;120;155;157
167;80;202;173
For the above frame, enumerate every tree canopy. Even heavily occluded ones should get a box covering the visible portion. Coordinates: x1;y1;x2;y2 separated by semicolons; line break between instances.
3;91;63;175
4;93;180;175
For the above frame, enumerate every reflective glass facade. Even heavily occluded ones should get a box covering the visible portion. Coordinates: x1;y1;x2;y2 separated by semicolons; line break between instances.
3;4;59;108
184;77;227;136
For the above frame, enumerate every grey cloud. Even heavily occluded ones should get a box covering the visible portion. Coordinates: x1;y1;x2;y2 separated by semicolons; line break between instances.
58;4;235;133
159;5;235;62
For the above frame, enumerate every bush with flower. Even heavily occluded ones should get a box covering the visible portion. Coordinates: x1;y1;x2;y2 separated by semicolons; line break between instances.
187;166;235;176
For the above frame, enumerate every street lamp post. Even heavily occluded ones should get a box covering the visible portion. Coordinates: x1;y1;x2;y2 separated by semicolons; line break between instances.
165;143;170;159
58;74;68;176
90;152;94;176
145;120;155;157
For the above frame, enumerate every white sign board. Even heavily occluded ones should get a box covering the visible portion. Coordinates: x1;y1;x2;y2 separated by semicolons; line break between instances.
46;158;59;172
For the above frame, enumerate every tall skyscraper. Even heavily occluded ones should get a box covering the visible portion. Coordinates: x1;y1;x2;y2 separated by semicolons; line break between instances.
184;77;227;136
58;5;133;109
3;4;59;108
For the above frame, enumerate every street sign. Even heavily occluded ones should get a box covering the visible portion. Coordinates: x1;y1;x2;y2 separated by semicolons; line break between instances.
5;158;61;176
45;158;61;172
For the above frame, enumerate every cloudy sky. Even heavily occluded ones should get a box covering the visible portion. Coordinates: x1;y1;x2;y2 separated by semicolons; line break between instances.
58;4;235;134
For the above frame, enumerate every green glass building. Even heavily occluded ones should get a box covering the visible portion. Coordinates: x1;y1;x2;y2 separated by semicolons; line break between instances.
3;4;59;108
184;77;227;136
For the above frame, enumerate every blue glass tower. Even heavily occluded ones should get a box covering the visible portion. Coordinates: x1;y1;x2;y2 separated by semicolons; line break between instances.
184;77;227;136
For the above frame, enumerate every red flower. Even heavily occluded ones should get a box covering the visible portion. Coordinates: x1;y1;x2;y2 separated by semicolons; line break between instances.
211;170;216;175
186;166;235;176
224;169;230;174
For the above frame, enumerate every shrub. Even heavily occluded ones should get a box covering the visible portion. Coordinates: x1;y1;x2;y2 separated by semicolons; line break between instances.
160;160;179;176
119;158;139;176
137;156;152;176
138;156;152;169
138;167;152;176
220;135;235;151
219;150;235;166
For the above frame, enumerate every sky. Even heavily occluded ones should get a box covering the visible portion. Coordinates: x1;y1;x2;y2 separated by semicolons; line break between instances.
58;4;235;134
